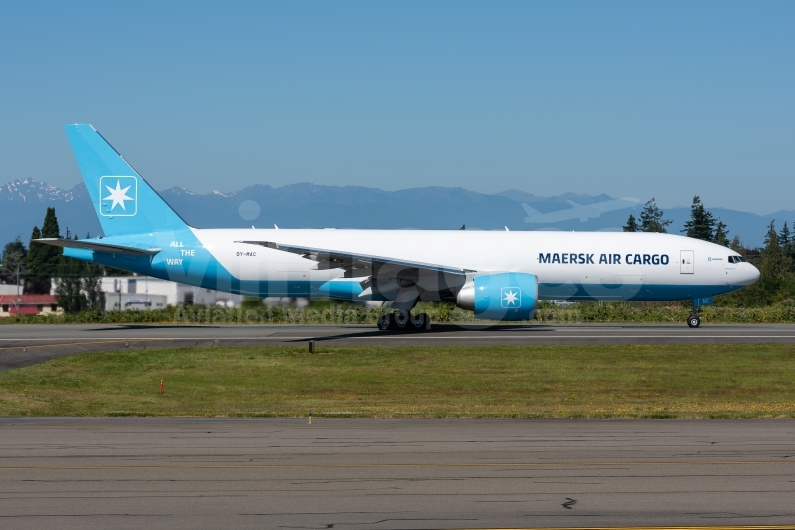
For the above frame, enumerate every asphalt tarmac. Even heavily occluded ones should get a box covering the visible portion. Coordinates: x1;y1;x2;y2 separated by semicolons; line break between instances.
2;323;795;370
0;418;793;529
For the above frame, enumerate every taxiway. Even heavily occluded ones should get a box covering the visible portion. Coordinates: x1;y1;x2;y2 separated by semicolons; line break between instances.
0;418;793;529
2;323;795;370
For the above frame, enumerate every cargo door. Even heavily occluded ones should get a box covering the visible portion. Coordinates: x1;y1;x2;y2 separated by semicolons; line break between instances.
680;250;694;274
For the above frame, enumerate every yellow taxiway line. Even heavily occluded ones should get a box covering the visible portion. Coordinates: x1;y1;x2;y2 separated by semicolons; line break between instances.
450;527;795;530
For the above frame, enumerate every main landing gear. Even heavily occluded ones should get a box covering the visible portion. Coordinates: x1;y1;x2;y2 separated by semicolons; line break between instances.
377;311;431;331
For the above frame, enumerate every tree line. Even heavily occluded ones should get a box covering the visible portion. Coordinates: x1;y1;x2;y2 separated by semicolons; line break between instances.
623;196;730;244
2;203;795;313
623;196;795;305
0;207;111;312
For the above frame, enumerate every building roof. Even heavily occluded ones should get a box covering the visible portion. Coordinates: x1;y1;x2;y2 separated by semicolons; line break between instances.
0;294;58;305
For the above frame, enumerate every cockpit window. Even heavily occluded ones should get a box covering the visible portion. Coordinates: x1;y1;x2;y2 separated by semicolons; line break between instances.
728;256;747;263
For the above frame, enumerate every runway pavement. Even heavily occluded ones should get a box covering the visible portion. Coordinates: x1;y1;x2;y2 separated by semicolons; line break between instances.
0;418;793;529
2;323;795;370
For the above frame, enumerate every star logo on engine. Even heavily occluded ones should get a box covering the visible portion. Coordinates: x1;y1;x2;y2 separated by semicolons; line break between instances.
501;287;521;308
99;176;137;216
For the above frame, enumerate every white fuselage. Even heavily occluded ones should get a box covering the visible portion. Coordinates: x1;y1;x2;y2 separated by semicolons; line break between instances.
181;228;758;302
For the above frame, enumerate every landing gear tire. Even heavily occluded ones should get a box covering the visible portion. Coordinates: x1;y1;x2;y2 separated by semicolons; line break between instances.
378;311;430;331
412;313;430;331
687;315;701;328
395;310;409;330
377;314;394;331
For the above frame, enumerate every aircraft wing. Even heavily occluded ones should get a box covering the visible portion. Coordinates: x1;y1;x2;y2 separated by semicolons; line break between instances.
236;240;471;277
34;238;162;257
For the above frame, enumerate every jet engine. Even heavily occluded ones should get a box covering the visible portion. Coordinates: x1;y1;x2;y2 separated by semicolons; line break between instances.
456;272;538;321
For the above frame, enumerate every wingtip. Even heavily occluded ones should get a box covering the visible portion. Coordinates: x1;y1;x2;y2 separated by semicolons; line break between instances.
63;123;96;131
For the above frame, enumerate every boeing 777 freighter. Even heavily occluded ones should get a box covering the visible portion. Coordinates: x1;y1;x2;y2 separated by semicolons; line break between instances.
37;124;760;329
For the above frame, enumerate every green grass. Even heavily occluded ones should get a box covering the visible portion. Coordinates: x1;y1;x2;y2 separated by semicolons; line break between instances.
1;344;795;418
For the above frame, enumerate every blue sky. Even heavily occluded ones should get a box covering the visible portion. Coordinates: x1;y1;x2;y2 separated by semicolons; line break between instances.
1;1;793;214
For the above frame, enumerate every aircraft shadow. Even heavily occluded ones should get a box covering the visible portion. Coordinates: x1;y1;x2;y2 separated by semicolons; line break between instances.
88;324;224;331
298;323;558;343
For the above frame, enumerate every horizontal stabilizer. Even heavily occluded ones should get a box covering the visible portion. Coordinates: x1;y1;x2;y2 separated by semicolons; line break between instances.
34;238;161;256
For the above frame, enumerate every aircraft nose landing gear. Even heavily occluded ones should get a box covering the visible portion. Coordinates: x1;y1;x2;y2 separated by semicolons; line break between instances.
687;298;706;328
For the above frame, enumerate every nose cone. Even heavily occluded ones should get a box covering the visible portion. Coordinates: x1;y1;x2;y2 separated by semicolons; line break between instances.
740;263;761;286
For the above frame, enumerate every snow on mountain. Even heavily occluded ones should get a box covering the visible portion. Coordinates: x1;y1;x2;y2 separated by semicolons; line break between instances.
0;178;78;203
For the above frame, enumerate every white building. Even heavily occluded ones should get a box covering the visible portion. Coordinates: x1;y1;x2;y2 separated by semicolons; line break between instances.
100;276;244;307
104;292;169;312
0;282;23;295
10;276;355;310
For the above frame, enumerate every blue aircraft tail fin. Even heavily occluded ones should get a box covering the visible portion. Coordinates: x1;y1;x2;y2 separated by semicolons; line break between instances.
64;124;190;236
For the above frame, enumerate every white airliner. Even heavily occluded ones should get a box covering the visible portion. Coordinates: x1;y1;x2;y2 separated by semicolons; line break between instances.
37;124;760;330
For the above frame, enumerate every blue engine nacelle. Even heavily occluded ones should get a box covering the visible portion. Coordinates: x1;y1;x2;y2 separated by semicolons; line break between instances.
455;272;538;321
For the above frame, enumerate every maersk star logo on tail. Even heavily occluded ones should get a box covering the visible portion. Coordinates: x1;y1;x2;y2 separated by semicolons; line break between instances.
100;176;137;216
501;287;521;308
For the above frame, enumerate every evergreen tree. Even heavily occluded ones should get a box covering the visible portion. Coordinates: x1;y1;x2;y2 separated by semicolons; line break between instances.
782;222;795;273
82;233;104;311
759;221;792;299
623;214;639;232
639;198;672;233
0;237;27;285
39;207;62;275
682;196;716;241
779;222;791;247
55;259;87;313
55;231;84;313
714;220;730;247
764;221;778;252
759;220;784;292
82;264;104;311
54;231;105;314
26;207;63;294
730;235;744;252
26;226;48;293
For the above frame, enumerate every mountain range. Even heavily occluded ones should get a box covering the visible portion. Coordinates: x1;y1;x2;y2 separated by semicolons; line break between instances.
2;178;793;248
